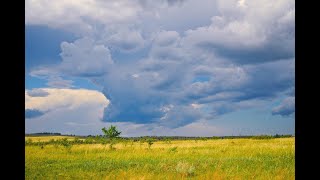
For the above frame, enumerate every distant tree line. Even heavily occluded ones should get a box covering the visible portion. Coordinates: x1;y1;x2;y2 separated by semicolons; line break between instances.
25;132;62;136
25;134;294;147
25;132;293;140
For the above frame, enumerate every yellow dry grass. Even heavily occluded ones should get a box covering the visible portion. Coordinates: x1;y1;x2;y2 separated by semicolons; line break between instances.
25;137;295;179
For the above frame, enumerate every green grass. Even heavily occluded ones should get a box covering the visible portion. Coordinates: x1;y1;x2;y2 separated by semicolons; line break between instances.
25;137;294;179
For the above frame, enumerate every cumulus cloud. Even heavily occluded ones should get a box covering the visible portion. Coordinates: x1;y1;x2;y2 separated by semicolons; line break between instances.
25;0;191;36
59;37;113;77
149;30;187;60
106;29;145;52
25;88;110;134
157;104;207;128
29;39;294;128
272;96;295;116
29;37;113;85
152;30;180;47
182;0;295;63
26;0;295;131
25;88;109;113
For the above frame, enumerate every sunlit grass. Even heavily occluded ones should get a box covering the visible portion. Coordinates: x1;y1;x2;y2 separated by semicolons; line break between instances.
25;137;294;179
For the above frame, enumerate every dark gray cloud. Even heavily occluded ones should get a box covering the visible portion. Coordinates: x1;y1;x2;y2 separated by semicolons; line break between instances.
41;36;294;128
199;43;294;64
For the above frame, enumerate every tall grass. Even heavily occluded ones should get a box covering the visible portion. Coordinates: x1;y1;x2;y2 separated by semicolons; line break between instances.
25;137;294;179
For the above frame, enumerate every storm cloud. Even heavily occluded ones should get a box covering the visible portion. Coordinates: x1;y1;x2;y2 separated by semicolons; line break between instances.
26;0;295;130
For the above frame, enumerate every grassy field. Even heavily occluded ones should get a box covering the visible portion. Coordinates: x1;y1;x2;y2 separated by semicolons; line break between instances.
25;137;294;179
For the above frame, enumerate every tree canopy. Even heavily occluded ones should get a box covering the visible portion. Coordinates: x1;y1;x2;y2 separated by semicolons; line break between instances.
102;125;121;139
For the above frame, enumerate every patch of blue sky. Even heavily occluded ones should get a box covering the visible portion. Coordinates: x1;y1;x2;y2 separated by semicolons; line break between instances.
213;107;295;135
192;75;210;83
26;74;101;91
25;74;48;89
25;25;77;72
70;77;102;91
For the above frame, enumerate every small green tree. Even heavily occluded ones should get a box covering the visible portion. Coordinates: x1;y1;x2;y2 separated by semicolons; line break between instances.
102;125;121;150
102;125;121;139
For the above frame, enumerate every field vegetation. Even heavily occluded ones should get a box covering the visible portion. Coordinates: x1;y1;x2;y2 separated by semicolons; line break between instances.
26;132;294;179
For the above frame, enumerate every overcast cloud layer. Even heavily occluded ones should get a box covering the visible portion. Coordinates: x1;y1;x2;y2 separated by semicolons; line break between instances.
26;0;295;135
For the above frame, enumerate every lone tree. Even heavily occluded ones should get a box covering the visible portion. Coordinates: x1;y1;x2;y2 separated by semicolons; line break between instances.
102;125;121;139
102;125;121;150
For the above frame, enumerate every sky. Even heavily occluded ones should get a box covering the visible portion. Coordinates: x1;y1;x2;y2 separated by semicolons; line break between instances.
25;0;295;136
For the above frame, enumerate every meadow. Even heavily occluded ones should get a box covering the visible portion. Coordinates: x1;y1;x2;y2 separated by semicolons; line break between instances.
25;136;294;179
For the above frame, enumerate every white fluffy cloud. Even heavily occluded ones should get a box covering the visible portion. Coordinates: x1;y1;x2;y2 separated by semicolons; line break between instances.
59;37;113;76
26;88;109;114
25;88;109;134
182;0;295;63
